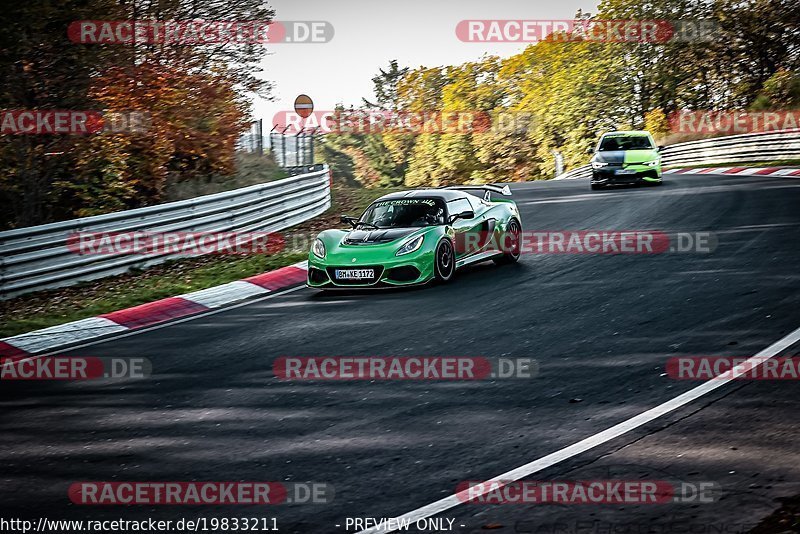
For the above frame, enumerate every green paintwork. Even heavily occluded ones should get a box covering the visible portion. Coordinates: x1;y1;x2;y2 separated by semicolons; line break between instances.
307;191;521;289
591;131;663;183
622;147;662;177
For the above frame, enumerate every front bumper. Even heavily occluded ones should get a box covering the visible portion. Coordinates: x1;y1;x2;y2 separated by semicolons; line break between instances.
307;251;435;289
591;165;661;185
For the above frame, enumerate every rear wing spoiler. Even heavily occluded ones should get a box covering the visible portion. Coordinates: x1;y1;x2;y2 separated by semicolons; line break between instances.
441;184;512;201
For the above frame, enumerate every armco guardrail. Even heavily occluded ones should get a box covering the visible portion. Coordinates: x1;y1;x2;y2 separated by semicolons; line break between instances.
555;129;800;180
0;165;330;299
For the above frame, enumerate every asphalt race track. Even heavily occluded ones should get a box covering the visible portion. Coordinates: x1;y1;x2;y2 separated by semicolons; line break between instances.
2;172;800;533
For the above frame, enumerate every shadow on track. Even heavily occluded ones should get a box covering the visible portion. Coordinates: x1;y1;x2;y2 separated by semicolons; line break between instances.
307;261;525;300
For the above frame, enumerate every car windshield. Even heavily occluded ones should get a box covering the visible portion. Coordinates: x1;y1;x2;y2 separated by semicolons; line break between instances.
359;198;446;228
599;135;654;151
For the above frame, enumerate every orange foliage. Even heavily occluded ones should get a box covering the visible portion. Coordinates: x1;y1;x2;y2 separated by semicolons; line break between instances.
62;62;250;213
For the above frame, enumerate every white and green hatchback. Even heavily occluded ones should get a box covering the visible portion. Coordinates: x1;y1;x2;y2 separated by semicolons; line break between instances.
589;130;663;190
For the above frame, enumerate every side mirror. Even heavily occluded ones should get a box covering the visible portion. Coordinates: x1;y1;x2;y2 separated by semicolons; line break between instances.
450;210;475;223
657;145;665;152
586;147;595;154
340;215;358;228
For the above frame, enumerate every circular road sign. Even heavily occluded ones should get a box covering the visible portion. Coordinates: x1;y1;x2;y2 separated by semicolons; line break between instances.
294;95;314;119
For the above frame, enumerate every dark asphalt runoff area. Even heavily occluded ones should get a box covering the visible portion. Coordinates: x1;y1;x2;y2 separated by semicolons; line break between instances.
2;172;800;533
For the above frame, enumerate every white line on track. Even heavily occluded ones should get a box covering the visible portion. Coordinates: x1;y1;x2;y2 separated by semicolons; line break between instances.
356;325;800;534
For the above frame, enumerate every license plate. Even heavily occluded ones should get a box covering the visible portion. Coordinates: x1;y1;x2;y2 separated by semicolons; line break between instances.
615;169;636;175
335;269;375;280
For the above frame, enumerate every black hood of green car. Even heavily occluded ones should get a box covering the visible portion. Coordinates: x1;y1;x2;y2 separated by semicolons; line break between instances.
343;227;419;245
595;150;626;164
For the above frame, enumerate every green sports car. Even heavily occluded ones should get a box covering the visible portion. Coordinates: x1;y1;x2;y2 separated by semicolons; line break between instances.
589;130;664;190
307;185;522;289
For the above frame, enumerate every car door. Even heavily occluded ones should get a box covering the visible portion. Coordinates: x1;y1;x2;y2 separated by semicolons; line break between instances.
448;196;484;259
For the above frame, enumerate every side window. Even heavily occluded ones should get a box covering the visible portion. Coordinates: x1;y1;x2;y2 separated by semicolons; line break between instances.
448;198;472;218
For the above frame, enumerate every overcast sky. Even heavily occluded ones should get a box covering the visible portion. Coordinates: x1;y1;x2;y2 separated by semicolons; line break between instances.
255;0;600;127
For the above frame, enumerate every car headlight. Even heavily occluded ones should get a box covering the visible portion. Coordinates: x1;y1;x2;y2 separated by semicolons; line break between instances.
312;238;326;258
645;160;660;167
591;161;609;169
396;234;424;256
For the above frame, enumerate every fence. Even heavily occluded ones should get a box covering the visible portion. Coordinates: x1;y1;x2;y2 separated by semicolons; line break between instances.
239;121;318;168
0;166;330;299
555;129;800;180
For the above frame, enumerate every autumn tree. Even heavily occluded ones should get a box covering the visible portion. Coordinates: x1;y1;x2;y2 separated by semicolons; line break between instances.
0;0;273;228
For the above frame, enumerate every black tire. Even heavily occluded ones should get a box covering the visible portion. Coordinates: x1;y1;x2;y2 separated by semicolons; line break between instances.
493;218;522;265
434;238;455;283
591;183;604;190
